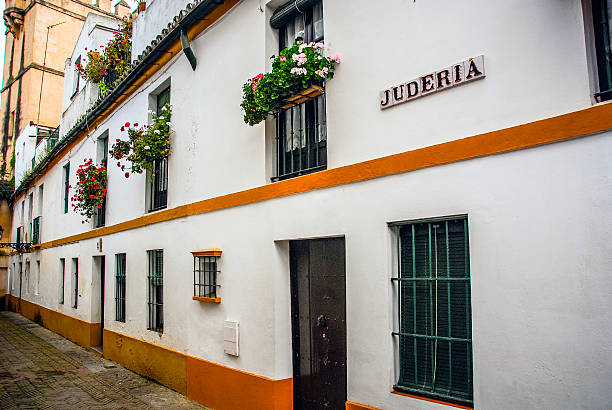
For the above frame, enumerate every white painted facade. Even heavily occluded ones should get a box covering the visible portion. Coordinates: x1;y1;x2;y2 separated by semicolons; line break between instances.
6;1;612;409
60;13;122;139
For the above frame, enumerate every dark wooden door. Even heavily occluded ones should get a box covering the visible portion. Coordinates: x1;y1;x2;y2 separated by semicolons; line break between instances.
100;255;105;345
290;238;346;410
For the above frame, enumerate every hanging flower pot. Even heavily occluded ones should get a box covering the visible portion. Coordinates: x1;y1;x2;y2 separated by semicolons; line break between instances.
71;158;107;222
241;41;340;126
110;105;172;178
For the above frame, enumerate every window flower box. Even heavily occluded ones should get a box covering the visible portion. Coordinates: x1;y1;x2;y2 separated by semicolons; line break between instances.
241;41;340;126
279;84;324;110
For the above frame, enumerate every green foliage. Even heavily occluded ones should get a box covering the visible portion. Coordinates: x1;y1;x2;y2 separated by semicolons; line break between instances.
109;105;172;177
77;49;106;83
0;179;14;201
77;18;132;84
241;41;340;126
71;158;107;222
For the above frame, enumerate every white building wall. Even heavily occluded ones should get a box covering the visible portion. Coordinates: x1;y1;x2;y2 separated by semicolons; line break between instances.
60;13;120;139
132;0;192;59
8;130;612;409
7;0;612;409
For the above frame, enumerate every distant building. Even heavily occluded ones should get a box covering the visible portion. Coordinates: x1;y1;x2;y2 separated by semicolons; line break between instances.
0;0;130;308
4;1;612;410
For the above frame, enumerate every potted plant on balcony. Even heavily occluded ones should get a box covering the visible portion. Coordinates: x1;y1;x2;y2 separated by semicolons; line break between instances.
76;17;132;95
110;104;172;178
241;41;340;126
71;158;107;223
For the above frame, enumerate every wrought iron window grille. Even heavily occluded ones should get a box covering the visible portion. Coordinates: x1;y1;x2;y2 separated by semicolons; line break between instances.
115;253;126;322
191;249;222;303
390;216;473;406
147;249;164;333
273;0;327;181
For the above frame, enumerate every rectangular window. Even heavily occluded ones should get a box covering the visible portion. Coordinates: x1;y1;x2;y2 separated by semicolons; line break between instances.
32;216;40;244
59;258;65;304
8;110;15;138
392;216;472;406
72;56;81;98
63;163;70;214
592;0;612;102
115;253;126;322
147;250;163;332
193;251;221;300
35;261;40;295
71;258;78;309
149;88;170;211
27;193;33;241
95;134;108;228
274;0;326;180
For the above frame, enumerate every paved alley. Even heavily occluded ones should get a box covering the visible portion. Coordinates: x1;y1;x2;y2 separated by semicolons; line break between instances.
0;311;204;409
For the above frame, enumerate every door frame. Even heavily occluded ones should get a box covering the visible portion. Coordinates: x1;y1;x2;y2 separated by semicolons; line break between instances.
289;237;347;409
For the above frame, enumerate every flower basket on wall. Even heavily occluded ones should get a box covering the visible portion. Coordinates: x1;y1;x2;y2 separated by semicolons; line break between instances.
71;159;107;223
241;41;340;126
110;104;172;178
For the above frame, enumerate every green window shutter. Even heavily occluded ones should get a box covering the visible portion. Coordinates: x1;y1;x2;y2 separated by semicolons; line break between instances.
269;0;320;29
396;217;473;405
156;87;170;113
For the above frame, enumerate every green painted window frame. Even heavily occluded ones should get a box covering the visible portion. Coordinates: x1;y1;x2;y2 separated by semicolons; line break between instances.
149;87;170;212
592;0;612;102
62;163;70;214
391;215;473;406
147;249;163;333
59;258;65;304
72;56;81;98
115;253;126;322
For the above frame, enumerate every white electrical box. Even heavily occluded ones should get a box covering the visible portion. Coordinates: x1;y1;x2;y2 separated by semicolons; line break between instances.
223;320;239;356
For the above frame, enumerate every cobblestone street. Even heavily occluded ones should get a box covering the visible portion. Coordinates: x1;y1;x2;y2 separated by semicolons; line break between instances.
0;311;205;409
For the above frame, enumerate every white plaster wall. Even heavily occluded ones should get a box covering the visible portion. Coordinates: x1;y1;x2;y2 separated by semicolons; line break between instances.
13;124;37;186
322;0;593;168
60;13;121;138
7;1;612;408
131;0;191;59
9;130;612;409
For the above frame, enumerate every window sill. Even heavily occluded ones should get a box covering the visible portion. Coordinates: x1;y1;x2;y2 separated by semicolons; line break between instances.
193;296;221;304
148;205;167;213
391;390;472;409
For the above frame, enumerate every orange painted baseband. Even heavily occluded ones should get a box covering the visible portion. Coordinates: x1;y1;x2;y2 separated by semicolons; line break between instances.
34;102;612;250
5;295;101;347
346;400;382;410
192;296;221;303
103;328;292;410
392;391;473;409
103;328;187;394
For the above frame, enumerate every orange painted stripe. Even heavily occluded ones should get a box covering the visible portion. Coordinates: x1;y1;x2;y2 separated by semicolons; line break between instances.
346;400;382;410
14;0;240;202
392;391;473;409
32;102;612;249
6;295;101;347
104;328;285;383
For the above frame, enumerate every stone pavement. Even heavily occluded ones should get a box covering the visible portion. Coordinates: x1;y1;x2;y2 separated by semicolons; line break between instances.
0;311;206;409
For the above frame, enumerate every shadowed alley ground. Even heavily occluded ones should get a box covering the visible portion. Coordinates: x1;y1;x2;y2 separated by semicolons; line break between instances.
0;311;206;409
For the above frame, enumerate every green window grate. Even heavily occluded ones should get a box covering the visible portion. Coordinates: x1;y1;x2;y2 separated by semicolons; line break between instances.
392;216;473;405
115;253;126;322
